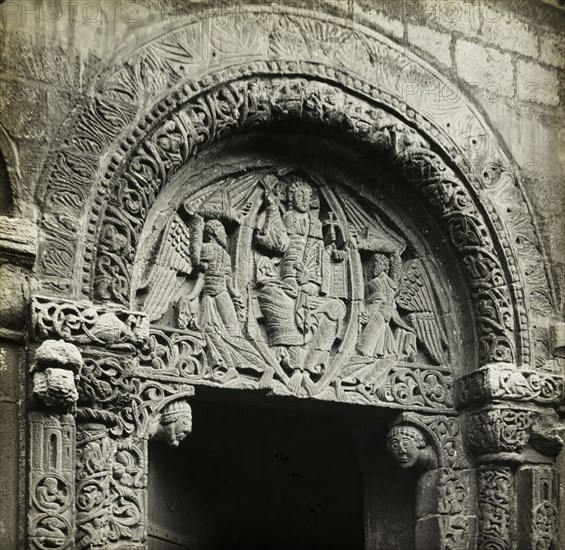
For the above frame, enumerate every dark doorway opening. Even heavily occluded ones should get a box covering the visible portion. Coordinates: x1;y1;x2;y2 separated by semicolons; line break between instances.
148;391;365;550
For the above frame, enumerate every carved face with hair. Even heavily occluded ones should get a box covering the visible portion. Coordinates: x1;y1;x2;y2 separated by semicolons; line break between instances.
368;253;389;279
387;424;427;469
203;219;228;249
156;400;193;448
288;179;313;213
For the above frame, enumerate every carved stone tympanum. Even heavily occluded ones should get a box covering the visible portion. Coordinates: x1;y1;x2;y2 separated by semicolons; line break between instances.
135;169;452;410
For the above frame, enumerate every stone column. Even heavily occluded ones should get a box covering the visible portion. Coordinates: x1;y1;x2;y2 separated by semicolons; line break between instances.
28;339;83;550
0;216;38;549
75;348;146;550
459;363;564;550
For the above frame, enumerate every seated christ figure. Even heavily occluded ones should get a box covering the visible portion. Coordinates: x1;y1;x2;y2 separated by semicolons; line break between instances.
255;176;346;395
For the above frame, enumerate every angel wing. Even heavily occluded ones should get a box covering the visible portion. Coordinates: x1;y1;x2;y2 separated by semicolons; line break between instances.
335;191;405;254
139;213;193;322
396;259;447;365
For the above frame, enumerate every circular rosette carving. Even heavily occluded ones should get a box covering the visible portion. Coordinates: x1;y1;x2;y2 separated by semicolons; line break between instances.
112;444;145;489
33;475;71;514
76;479;105;513
31;513;72;550
421;372;452;407
533;502;558;540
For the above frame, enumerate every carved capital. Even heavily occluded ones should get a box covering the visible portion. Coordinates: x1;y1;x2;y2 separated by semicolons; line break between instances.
76;350;136;427
457;363;564;407
31;339;83;412
31;295;149;349
465;405;563;464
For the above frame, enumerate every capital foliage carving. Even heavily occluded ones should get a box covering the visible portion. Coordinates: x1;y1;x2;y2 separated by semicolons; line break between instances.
465;405;563;464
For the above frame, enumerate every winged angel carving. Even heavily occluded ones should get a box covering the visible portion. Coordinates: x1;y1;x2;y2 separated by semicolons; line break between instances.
137;170;449;400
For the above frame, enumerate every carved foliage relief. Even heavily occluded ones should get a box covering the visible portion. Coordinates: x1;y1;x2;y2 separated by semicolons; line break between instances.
477;467;513;550
76;423;147;549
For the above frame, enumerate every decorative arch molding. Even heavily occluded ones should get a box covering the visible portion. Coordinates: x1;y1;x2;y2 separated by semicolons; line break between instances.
34;10;552;370
86;71;521;368
34;8;556;370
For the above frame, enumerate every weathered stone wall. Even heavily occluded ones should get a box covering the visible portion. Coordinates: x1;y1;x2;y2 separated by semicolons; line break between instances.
0;1;562;548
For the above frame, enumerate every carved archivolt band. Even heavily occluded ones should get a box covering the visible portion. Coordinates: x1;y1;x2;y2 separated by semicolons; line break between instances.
76;73;517;367
34;10;557;370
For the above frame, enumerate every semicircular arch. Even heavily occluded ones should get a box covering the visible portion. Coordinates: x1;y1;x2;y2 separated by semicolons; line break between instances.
34;7;556;370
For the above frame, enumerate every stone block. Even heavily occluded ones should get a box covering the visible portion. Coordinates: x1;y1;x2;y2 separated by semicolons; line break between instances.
0;80;48;140
455;39;514;97
407;23;451;67
480;5;538;58
0;263;26;331
0;401;19;550
421;0;481;36
0;344;21;399
540;31;565;69
0;215;38;261
517;60;560;106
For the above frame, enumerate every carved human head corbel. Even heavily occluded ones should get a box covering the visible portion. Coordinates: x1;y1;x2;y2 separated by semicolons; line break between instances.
387;423;438;471
32;339;83;411
153;399;193;447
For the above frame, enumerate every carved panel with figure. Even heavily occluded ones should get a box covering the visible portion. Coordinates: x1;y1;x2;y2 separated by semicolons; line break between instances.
135;168;453;410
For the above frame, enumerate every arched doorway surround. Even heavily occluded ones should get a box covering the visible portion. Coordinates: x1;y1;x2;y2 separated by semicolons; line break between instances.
26;7;562;550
